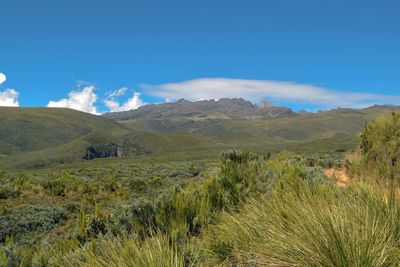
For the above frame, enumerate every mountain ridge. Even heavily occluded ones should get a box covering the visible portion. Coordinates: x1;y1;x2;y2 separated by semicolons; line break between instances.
103;98;297;120
103;98;399;121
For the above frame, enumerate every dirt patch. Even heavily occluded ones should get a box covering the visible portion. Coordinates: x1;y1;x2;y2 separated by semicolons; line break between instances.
324;168;351;187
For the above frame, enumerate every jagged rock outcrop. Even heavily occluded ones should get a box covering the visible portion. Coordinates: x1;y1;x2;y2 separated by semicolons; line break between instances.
103;98;297;120
298;109;312;115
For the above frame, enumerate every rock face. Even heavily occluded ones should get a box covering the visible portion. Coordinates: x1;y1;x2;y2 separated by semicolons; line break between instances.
259;101;273;109
83;142;149;160
103;98;297;120
298;109;312;115
84;144;121;160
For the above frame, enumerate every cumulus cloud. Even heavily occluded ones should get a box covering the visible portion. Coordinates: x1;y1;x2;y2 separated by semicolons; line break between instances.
104;88;146;112
0;73;6;85
141;78;400;109
0;73;20;107
47;86;99;114
0;88;20;107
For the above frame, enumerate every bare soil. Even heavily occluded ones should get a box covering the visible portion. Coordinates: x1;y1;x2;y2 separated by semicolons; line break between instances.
324;168;351;187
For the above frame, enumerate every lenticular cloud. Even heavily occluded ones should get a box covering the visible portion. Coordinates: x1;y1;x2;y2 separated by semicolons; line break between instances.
141;78;400;109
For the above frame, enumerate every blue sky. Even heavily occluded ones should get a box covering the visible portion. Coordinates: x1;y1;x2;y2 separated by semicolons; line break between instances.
0;0;399;113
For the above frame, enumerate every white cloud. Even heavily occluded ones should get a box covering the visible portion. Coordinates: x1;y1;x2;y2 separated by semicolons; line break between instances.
106;87;128;98
47;86;99;114
0;73;6;85
0;73;20;107
141;78;400;109
104;89;146;112
120;92;146;111
0;88;19;107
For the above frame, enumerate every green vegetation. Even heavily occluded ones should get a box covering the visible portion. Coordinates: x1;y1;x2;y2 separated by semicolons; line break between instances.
204;175;400;266
1;108;400;266
349;111;400;180
0;107;126;155
0;107;130;168
2;148;400;266
1;105;398;169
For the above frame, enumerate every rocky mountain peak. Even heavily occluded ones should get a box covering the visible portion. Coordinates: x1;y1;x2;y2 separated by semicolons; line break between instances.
259;101;273;109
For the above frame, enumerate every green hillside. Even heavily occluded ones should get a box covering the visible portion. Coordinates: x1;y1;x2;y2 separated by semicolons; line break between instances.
0;108;222;169
0;108;135;168
121;106;400;152
1;105;398;169
0;107;127;155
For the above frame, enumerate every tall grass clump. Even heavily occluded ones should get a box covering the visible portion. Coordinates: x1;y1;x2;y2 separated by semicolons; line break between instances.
58;234;201;267
204;174;400;266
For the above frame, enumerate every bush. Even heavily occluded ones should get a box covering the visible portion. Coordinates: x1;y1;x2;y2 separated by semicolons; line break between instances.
41;179;66;197
202;150;272;213
128;178;148;194
0;185;21;199
359;112;400;176
348;111;400;198
64;202;81;213
130;197;157;239
0;205;67;243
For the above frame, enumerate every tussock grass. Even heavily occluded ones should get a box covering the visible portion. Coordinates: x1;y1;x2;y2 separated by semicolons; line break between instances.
60;234;201;267
204;177;400;266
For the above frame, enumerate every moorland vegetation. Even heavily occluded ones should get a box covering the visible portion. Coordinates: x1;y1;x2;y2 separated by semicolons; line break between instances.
0;111;400;266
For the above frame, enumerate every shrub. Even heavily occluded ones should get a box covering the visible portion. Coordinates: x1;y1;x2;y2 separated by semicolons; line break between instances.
0;185;21;199
202;150;272;213
41;179;66;197
64;202;81;213
359;112;400;178
130;197;157;239
348;111;400;199
128;178;148;194
0;206;67;243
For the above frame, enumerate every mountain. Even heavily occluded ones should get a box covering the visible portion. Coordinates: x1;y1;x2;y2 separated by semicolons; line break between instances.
115;103;400;154
1;102;399;169
103;98;297;120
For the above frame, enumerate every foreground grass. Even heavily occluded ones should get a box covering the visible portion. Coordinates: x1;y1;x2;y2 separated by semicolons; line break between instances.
59;235;201;267
204;176;400;266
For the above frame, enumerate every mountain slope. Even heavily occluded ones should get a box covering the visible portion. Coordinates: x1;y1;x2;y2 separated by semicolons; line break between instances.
119;105;400;152
0;107;127;155
0;107;221;169
0;108;140;168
